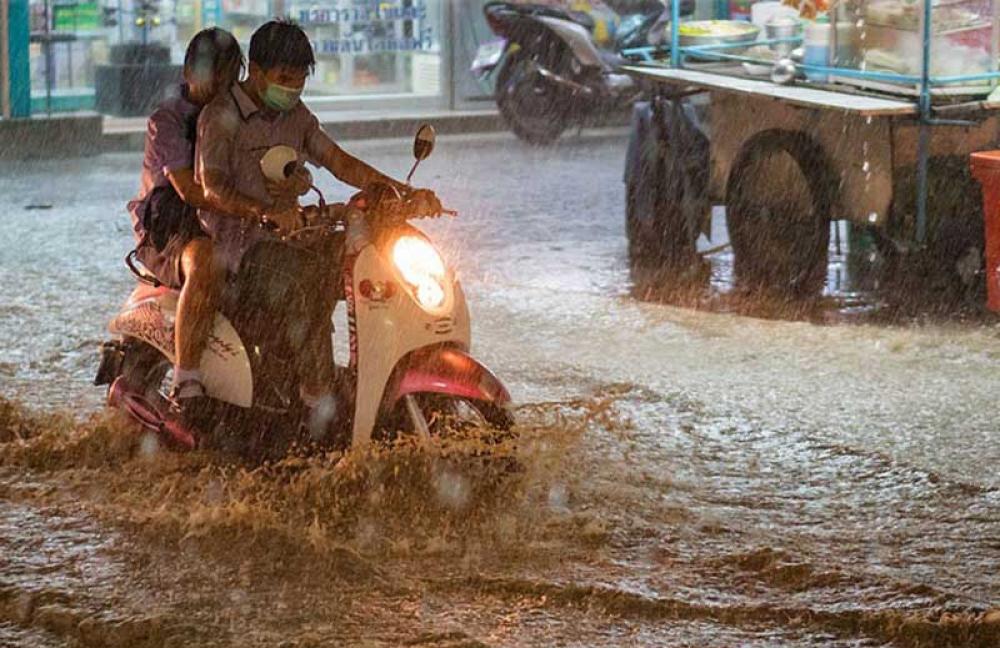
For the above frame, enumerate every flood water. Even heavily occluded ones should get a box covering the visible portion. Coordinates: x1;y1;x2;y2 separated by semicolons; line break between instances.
1;132;999;646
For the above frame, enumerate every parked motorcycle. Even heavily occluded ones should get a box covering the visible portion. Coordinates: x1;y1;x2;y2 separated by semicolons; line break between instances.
96;126;514;456
472;0;691;145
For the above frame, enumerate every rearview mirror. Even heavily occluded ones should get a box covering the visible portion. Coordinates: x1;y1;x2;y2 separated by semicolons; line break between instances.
413;124;436;161
406;124;437;184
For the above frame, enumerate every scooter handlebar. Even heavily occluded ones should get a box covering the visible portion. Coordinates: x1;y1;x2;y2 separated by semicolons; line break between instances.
276;184;454;241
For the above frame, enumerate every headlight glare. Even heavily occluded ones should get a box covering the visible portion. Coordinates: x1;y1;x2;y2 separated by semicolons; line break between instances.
392;236;447;310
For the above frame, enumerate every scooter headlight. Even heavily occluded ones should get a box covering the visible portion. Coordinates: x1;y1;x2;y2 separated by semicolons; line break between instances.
392;235;447;310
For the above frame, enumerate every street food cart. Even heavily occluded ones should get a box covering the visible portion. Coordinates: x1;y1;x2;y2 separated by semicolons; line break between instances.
621;0;1000;300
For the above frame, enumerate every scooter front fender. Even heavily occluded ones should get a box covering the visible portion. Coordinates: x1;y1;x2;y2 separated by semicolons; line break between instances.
384;347;511;410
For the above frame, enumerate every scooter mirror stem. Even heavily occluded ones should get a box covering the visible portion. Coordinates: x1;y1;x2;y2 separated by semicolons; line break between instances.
405;160;420;184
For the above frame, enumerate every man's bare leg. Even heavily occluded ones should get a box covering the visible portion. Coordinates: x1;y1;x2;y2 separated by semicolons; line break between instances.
173;237;222;396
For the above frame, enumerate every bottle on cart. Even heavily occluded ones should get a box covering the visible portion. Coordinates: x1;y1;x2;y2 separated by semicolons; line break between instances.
803;15;832;83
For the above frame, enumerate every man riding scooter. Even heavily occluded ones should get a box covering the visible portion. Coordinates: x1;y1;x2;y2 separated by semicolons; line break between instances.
195;19;440;440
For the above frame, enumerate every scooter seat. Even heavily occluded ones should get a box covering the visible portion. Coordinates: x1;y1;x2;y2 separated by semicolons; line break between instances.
127;282;177;305
487;1;596;32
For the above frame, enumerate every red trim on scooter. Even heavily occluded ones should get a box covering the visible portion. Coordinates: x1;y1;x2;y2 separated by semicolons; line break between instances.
108;378;197;451
128;284;176;306
386;347;511;407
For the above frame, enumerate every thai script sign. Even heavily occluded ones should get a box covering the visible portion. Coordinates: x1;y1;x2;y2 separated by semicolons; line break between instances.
303;1;435;55
299;2;428;25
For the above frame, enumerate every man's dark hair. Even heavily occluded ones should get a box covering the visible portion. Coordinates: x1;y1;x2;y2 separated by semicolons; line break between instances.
249;19;316;73
184;27;244;78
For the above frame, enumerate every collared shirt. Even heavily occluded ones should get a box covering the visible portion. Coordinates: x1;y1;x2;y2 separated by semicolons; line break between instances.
195;82;339;271
127;84;200;240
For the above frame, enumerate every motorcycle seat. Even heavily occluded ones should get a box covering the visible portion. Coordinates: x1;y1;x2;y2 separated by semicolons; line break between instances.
485;1;596;32
600;50;629;69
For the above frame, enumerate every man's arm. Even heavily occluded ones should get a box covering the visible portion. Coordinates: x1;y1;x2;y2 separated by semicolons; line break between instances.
200;169;266;221
305;121;407;192
318;142;407;192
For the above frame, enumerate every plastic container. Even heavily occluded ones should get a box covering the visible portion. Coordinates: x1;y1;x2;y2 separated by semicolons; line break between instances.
970;151;1000;311
751;1;798;28
729;0;757;22
803;18;832;83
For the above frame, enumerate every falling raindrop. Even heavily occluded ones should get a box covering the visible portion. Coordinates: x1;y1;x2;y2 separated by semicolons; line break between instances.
434;469;470;510
548;483;570;512
308;394;338;440
205;479;225;504
139;431;159;457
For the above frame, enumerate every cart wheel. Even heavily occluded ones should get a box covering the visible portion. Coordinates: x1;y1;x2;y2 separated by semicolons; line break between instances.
725;131;834;300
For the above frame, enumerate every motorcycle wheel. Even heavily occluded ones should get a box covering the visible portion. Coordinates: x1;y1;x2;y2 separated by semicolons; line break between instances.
113;339;239;453
496;52;570;146
115;339;171;409
378;395;515;444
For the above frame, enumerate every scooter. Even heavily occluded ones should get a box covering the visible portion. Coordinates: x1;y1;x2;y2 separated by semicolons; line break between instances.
472;0;691;145
95;126;514;455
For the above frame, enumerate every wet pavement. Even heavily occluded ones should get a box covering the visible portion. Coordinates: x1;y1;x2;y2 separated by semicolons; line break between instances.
2;131;1000;646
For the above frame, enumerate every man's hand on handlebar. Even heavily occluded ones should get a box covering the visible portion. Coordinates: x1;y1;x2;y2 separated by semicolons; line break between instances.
407;188;443;217
300;204;324;226
266;166;313;210
261;206;303;236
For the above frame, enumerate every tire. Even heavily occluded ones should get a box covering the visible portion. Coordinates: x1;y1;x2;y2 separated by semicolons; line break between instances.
114;340;240;453
377;395;515;444
725;131;833;300
496;51;569;146
116;340;171;407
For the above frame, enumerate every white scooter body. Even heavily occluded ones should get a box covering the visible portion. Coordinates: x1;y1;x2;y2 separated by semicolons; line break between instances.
343;213;473;445
109;287;253;407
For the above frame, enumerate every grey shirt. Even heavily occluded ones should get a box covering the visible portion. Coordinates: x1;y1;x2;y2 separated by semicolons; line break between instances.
194;82;338;271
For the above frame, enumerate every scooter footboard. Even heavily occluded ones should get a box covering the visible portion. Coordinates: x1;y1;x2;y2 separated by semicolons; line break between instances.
384;347;511;409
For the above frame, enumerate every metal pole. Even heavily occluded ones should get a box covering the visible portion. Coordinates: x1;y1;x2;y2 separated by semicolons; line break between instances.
670;0;680;68
44;0;53;115
1;0;11;119
445;0;456;110
915;0;933;244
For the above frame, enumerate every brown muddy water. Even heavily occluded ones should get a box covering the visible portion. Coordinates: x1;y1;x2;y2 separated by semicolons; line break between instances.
2;133;1000;646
